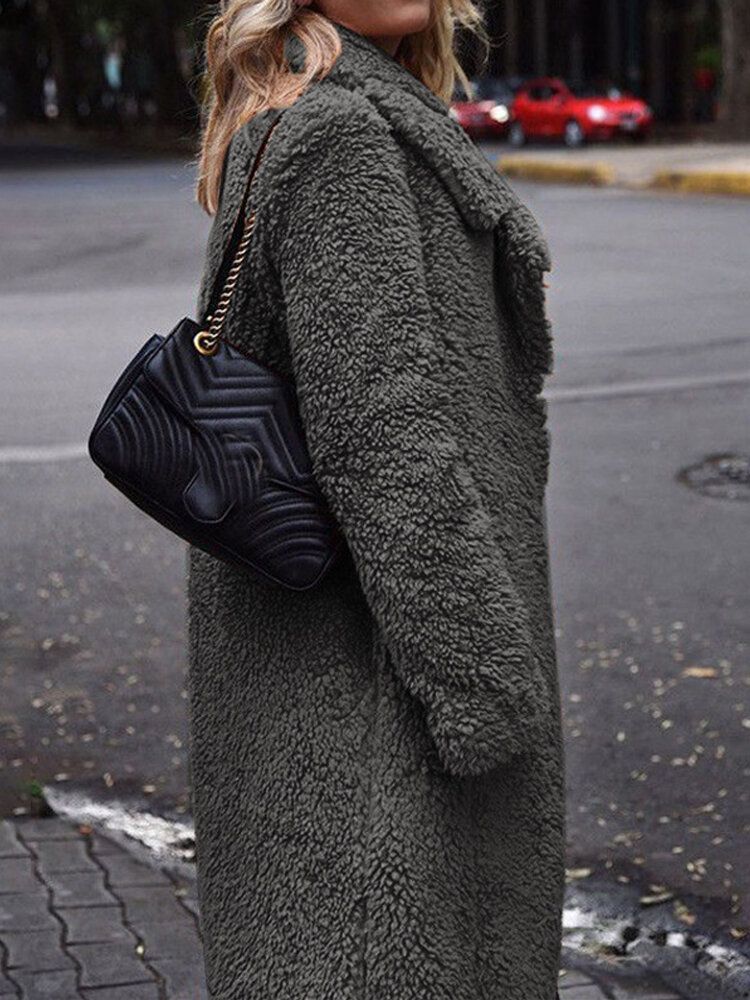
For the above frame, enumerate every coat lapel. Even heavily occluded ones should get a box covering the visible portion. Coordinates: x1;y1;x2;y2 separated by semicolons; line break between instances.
328;26;547;245
328;24;554;379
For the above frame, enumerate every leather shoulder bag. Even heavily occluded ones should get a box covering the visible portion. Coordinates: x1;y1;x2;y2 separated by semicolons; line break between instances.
88;110;343;590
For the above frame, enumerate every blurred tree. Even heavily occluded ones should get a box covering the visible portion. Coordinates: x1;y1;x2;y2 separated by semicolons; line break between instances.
34;0;81;122
22;0;205;128
116;0;201;127
718;0;750;137
0;0;31;26
0;0;45;122
84;0;203;127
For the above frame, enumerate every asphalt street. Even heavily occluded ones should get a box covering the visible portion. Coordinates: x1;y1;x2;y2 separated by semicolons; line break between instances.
1;148;748;958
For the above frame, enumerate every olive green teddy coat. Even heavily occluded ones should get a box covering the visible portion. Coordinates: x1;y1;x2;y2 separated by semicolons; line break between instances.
187;21;565;1000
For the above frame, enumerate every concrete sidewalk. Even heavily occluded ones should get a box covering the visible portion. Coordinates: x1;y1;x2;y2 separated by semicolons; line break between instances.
497;142;750;195
0;818;684;1000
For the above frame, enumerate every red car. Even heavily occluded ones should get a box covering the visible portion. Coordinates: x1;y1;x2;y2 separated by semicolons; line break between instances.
450;78;515;140
509;77;653;147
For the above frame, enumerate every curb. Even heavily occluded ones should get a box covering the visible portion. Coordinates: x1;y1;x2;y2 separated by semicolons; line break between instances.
496;155;750;197
649;169;750;197
497;156;616;187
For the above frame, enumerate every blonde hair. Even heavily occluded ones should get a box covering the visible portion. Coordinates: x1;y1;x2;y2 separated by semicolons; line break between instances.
197;0;486;214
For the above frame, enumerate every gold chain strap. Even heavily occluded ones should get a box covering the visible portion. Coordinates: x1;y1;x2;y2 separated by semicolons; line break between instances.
194;118;281;358
193;211;258;356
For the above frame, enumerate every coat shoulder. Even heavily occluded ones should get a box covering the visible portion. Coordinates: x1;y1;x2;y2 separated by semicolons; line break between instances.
283;79;394;145
258;82;407;191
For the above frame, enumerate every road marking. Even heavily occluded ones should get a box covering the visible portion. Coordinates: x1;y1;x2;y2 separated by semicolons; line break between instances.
0;442;89;464
1;372;748;466
546;370;750;403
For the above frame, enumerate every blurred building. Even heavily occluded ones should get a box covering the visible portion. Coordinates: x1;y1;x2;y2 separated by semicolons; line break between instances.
482;0;719;123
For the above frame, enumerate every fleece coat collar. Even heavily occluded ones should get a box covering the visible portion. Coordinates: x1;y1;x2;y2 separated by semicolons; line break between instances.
333;23;554;379
324;25;542;238
286;22;555;377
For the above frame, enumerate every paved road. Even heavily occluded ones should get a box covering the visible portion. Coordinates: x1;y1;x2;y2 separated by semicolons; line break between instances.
0;152;748;963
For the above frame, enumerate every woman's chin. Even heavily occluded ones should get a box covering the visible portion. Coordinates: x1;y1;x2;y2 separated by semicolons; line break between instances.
332;0;433;40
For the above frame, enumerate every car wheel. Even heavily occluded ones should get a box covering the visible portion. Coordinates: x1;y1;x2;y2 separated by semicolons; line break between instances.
508;121;526;148
564;119;585;148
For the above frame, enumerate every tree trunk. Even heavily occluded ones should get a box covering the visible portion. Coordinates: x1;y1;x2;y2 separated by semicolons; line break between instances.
718;0;750;137
8;19;46;122
145;4;196;130
37;0;80;123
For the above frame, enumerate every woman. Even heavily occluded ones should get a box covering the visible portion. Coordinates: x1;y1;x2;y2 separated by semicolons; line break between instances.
189;1;565;998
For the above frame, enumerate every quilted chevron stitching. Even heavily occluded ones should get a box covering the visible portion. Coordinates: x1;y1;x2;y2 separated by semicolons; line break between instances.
89;318;342;590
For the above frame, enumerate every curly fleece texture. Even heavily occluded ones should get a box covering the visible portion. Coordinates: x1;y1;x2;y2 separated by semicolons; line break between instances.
187;22;565;1000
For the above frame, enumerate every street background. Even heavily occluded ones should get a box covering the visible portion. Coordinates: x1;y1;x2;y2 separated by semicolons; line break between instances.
1;2;749;999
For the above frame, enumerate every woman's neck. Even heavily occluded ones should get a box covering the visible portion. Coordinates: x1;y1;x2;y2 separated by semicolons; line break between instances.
366;33;403;57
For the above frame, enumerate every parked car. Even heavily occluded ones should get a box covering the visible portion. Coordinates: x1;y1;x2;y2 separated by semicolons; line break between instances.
508;77;653;147
449;77;515;139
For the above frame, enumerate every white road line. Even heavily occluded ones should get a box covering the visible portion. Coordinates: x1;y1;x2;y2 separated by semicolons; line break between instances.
546;370;750;403
1;371;748;466
0;442;89;464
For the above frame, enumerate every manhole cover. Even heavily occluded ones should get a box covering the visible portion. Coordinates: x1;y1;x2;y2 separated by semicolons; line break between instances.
678;453;750;501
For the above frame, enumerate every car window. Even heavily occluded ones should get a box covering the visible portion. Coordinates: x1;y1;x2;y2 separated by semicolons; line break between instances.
572;84;627;99
472;78;514;102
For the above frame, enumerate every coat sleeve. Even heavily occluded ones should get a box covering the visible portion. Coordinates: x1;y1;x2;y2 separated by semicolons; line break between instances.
270;98;553;775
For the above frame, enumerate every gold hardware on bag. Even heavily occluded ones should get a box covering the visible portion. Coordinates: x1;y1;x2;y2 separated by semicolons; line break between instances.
193;330;220;356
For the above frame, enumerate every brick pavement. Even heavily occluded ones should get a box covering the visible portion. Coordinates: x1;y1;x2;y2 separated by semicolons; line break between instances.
0;819;684;1000
0;819;206;1000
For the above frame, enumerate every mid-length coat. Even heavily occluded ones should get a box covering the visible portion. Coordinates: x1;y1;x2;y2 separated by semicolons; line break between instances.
187;21;565;1000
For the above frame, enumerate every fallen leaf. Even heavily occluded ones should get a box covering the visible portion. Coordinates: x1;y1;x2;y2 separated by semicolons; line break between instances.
565;867;593;880
682;666;718;679
641;891;674;906
674;901;697;926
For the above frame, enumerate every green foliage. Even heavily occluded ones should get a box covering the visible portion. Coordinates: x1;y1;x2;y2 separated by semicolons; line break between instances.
22;779;45;800
695;44;721;73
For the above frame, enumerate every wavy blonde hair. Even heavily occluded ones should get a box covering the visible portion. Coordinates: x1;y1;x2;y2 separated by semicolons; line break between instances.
197;0;486;213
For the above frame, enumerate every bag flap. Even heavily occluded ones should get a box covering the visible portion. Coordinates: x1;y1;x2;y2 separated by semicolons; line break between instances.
144;318;316;488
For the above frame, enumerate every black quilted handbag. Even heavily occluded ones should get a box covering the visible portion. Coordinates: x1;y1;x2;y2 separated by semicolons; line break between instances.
88;111;343;590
